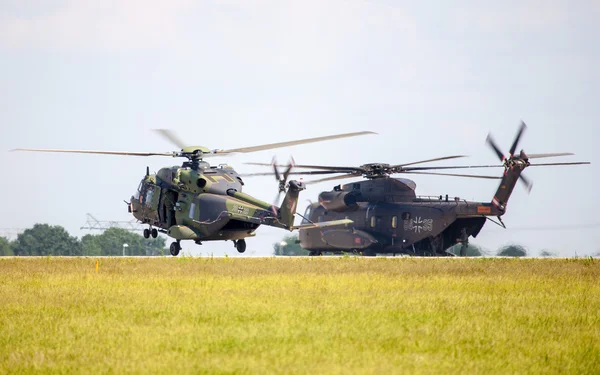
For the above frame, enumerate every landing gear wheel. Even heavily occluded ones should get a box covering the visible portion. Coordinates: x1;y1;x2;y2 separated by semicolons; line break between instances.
170;241;181;256
151;228;158;238
236;239;247;253
143;229;150;239
309;251;323;256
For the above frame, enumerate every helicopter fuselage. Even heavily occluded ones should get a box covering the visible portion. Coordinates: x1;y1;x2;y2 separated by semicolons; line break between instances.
299;178;499;256
130;165;282;243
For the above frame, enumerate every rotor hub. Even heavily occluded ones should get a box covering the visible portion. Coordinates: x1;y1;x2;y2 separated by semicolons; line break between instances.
360;163;392;179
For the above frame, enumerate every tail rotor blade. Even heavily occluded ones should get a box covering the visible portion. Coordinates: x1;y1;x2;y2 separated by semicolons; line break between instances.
509;121;527;157
486;134;505;161
282;159;294;182
271;157;281;181
519;173;533;193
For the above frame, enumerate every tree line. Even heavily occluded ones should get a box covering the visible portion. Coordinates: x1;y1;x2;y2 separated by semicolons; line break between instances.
0;224;166;256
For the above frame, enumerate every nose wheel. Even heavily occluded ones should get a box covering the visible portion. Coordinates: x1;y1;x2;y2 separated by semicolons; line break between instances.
170;241;181;256
234;239;247;253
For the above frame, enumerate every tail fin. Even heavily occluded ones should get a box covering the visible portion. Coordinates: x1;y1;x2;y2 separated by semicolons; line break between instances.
279;180;305;229
483;121;589;215
486;122;530;214
491;163;525;213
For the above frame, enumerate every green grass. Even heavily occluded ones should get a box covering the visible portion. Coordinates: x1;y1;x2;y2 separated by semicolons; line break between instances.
1;257;599;374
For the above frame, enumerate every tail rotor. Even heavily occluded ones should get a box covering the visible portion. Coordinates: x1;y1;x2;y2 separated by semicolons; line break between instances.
271;157;295;206
486;121;532;193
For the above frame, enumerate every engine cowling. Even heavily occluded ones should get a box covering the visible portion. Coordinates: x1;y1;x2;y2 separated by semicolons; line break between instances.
318;191;358;211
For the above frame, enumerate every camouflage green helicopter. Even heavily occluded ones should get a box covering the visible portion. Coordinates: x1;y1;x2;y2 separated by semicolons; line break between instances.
13;130;372;255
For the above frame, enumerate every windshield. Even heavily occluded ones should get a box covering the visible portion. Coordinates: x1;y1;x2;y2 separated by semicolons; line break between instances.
301;204;316;224
134;181;143;199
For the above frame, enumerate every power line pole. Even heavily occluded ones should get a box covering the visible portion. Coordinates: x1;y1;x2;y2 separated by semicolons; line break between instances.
80;213;144;233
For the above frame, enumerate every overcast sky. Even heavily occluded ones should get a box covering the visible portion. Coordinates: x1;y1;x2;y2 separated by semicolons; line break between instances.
1;0;598;256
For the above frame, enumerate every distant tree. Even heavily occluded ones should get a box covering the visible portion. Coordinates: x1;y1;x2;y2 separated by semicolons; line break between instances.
82;228;166;256
540;250;557;257
273;235;309;256
12;224;82;256
497;244;528;257
0;237;14;256
81;234;102;256
446;243;485;257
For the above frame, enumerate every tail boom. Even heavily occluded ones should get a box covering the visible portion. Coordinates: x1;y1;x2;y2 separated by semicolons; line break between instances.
491;164;525;214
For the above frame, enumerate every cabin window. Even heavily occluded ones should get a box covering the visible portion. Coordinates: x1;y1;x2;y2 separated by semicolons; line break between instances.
370;216;376;228
318;216;324;223
145;186;154;207
392;216;398;229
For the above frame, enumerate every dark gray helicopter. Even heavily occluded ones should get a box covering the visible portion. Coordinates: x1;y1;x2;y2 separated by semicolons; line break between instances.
246;122;590;256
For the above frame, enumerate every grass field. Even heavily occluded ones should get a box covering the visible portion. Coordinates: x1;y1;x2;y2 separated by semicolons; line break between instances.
1;257;599;374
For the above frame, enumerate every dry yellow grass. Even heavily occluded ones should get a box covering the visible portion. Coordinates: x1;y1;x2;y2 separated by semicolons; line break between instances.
0;257;599;374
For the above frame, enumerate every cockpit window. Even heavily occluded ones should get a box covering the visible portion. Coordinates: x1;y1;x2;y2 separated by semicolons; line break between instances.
301;205;314;224
144;186;154;207
134;181;143;199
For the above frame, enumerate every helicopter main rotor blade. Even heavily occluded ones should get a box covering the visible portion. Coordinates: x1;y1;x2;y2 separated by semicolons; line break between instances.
153;129;187;150
215;131;376;155
391;155;468;169
528;162;591;167
401;161;590;171
509;121;527;156
11;148;175;157
245;162;362;172
525;153;574;159
305;173;358;184
403;171;502;179
239;170;349;177
402;164;504;171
